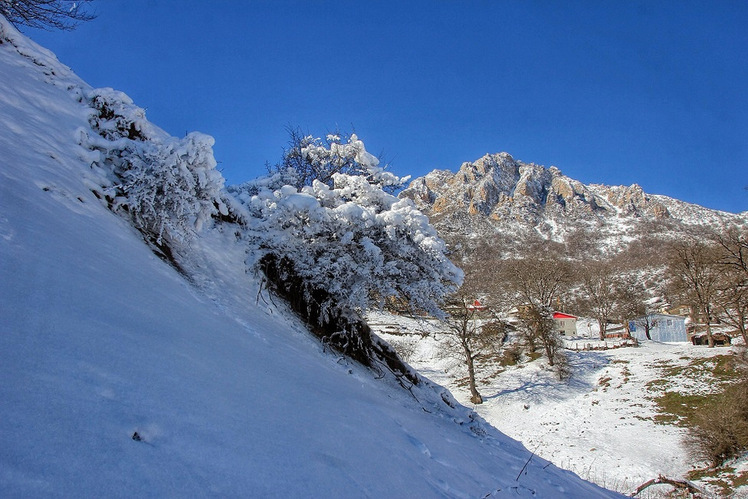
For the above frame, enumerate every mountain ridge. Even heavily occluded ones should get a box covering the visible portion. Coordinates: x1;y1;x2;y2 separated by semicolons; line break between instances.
401;152;746;246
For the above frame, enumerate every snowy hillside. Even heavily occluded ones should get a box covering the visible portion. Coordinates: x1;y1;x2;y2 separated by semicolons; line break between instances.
369;312;747;496
0;17;619;497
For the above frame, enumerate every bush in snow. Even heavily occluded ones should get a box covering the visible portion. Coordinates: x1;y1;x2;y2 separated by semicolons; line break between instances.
229;135;461;375
115;132;226;245
87;88;148;141
269;128;404;191
81;88;226;253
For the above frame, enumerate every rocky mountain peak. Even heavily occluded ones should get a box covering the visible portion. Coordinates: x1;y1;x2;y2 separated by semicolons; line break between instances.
400;152;745;245
402;152;608;223
589;183;671;219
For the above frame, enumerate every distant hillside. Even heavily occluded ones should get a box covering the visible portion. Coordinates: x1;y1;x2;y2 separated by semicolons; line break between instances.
401;152;747;254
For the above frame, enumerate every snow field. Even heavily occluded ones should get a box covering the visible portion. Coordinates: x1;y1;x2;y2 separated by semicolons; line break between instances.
370;311;738;495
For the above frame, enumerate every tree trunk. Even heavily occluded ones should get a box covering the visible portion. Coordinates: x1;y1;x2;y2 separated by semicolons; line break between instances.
705;321;715;348
704;305;715;348
544;342;556;367
623;320;632;339
598;318;606;341
465;349;483;404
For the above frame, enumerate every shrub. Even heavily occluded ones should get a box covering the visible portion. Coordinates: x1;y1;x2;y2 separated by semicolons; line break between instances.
230;133;461;373
388;339;417;364
498;345;522;366
689;380;748;466
81;88;226;250
688;350;748;466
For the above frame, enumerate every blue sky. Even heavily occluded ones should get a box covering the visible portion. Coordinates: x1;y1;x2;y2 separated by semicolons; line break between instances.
24;1;748;213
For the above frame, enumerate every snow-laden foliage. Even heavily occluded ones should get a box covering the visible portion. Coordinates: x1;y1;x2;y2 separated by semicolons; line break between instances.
230;138;462;324
273;129;407;190
87;87;149;141
77;89;456;367
79;87;226;246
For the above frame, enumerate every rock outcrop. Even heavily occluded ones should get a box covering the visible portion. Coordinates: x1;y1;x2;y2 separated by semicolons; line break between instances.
400;152;745;248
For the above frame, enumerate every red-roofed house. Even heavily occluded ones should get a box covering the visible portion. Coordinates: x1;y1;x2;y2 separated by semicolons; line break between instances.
553;312;577;336
467;299;488;312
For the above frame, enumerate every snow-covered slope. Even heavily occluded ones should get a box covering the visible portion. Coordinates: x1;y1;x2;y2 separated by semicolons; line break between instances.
0;18;619;497
369;312;740;495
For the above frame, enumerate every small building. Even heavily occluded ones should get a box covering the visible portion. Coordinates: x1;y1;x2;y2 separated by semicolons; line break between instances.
665;304;692;318
467;299;488;312
553;312;577;336
691;332;732;346
604;325;631;339
629;313;687;342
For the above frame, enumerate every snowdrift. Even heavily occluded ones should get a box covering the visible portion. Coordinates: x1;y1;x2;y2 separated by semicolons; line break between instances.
0;17;619;497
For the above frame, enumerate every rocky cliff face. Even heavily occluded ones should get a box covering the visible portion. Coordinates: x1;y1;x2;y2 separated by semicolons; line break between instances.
400;152;745;249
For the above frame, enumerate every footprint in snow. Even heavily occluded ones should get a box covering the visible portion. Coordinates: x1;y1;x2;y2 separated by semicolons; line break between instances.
407;434;431;458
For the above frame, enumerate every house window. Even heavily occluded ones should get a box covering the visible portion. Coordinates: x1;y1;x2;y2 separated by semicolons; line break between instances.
667;319;673;326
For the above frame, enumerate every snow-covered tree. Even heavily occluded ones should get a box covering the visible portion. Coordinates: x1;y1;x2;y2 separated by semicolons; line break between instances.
230;135;461;370
80;88;227;252
270;128;404;191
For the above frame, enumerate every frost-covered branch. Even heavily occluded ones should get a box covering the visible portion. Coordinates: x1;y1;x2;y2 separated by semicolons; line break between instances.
270;127;407;192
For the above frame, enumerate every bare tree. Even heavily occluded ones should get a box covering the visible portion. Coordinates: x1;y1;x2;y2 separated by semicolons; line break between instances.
517;304;562;362
714;226;748;344
715;226;748;275
499;256;572;369
1;0;95;31
667;239;721;347
440;296;505;404
715;280;748;344
633;313;657;341
577;261;620;340
501;256;571;311
609;278;648;339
